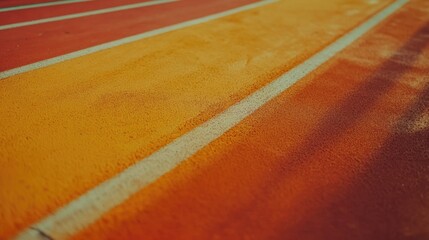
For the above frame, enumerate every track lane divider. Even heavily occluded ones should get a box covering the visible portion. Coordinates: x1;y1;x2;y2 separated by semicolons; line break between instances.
0;0;90;12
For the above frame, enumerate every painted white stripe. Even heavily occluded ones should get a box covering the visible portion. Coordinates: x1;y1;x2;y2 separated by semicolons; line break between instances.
0;0;175;30
14;0;407;239
0;0;277;80
0;0;89;12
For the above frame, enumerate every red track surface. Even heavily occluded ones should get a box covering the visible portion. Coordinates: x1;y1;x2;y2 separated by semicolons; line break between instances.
0;0;151;24
0;0;258;71
0;0;54;8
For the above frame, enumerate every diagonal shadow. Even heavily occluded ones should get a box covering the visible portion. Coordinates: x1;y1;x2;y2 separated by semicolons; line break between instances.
280;22;429;167
212;22;429;234
288;81;429;240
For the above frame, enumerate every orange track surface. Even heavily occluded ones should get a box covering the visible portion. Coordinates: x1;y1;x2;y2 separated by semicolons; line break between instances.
0;0;428;239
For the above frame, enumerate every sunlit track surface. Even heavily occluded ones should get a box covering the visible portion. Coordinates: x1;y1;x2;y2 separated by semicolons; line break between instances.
1;0;428;239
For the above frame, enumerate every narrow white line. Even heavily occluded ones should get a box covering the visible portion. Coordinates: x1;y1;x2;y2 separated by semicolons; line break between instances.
0;0;276;80
0;0;176;30
0;0;89;12
14;0;407;239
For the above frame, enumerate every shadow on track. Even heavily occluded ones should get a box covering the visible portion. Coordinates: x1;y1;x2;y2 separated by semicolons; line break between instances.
213;22;429;239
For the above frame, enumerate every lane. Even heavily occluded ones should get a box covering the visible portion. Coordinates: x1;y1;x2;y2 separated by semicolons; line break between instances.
0;0;88;13
0;0;151;24
0;0;260;73
74;0;429;239
0;0;392;238
0;0;175;30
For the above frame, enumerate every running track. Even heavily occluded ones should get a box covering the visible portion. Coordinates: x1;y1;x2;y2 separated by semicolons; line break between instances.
0;0;428;239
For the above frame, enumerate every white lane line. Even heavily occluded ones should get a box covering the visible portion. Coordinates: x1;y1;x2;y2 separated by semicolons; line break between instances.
0;0;89;12
0;0;176;30
13;0;408;239
0;0;276;80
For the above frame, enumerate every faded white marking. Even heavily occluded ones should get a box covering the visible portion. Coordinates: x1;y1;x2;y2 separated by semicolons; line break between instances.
0;0;175;30
0;0;89;12
346;9;360;16
367;0;379;5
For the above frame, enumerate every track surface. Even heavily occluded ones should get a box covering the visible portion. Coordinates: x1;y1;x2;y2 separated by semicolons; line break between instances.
0;0;428;239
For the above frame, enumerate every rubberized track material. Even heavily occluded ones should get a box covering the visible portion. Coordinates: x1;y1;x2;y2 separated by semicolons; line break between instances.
0;0;89;13
0;0;261;74
0;0;175;30
0;0;428;239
